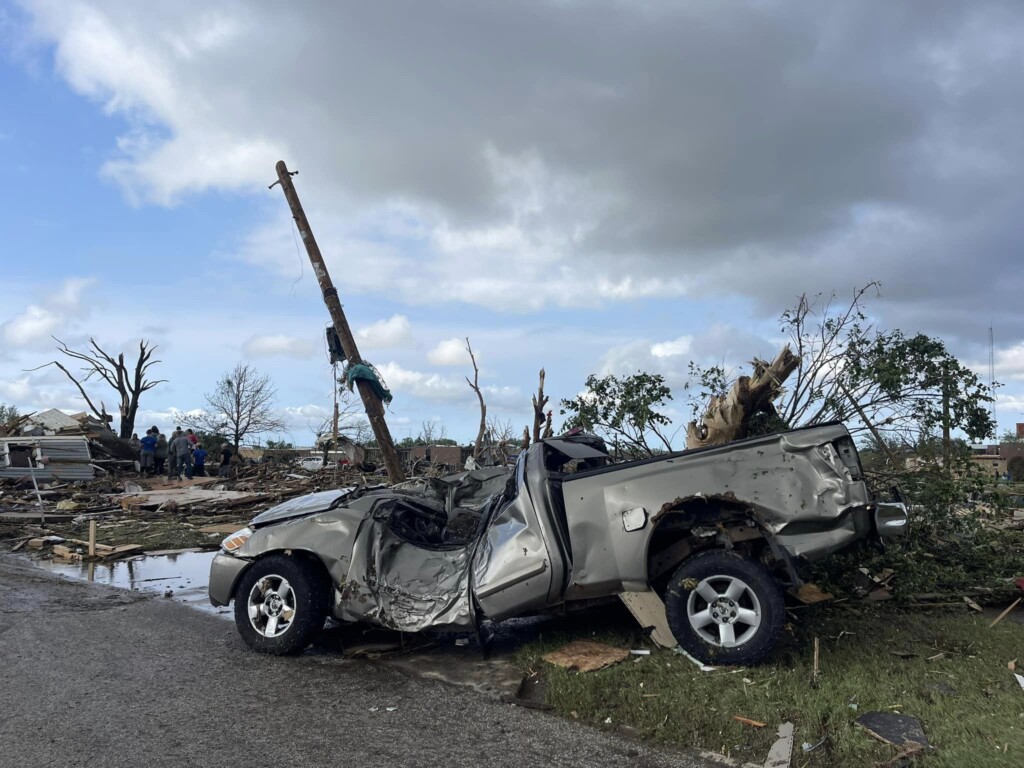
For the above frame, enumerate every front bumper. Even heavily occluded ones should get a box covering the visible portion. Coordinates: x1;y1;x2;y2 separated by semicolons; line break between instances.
208;553;251;606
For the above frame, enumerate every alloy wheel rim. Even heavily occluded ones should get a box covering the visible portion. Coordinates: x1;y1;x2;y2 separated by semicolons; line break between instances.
685;574;762;647
247;575;296;638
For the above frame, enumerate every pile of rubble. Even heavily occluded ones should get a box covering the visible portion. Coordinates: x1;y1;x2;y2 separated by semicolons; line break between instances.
0;408;137;483
0;458;382;562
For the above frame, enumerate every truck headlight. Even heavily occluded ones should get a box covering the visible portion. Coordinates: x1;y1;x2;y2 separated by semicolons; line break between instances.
221;527;252;553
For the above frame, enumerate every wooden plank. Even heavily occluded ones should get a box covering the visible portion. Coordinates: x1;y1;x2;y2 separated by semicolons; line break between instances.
65;538;114;553
52;544;82;562
100;544;143;559
989;597;1022;628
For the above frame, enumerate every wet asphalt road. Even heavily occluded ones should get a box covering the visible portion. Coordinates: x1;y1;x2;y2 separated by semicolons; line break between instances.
0;557;717;768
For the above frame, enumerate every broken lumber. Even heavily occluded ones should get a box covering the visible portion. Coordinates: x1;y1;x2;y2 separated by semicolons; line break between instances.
989;597;1021;628
100;544;143;559
732;715;766;728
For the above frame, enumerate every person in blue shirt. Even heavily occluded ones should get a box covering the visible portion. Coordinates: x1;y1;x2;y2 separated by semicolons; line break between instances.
139;430;158;475
193;445;208;477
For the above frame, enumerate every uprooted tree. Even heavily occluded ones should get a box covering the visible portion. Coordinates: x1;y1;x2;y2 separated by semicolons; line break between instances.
687;283;994;452
187;363;287;452
30;337;165;439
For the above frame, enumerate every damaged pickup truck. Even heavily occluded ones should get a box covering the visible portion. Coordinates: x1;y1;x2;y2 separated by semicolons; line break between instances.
209;423;906;665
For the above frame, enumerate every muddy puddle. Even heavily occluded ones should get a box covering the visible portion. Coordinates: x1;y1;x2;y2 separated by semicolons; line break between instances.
31;549;227;616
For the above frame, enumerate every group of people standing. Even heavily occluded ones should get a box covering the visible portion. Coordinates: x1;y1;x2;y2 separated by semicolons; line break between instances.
129;427;233;481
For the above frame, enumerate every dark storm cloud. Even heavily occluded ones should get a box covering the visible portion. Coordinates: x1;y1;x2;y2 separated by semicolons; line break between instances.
21;0;1024;348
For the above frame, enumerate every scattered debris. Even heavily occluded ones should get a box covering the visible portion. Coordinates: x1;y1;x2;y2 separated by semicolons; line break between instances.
801;734;827;752
672;646;715;672
1014;673;1024;691
513;672;551;710
542;640;630;673
988;597;1021;628
792;583;833;604
629;649;651;656
855;711;930;750
963;596;983;612
732;715;766;728
763;721;794;768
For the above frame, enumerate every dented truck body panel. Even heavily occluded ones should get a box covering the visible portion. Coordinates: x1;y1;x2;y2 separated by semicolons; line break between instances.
561;423;876;597
210;422;903;635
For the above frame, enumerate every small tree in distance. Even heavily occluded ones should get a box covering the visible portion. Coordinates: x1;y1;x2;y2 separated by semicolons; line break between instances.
187;363;286;452
0;402;19;432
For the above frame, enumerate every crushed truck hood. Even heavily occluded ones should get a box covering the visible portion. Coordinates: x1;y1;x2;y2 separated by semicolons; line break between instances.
250;488;354;527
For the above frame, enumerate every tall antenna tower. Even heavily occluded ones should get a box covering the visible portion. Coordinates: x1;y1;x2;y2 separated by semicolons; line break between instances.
989;324;997;440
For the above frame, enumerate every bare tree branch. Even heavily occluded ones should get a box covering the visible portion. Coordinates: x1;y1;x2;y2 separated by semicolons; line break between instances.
465;337;487;458
26;336;166;438
188;363;286;451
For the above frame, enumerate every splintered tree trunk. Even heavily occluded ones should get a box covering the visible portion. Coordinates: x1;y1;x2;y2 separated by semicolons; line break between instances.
532;369;548;444
685;346;799;449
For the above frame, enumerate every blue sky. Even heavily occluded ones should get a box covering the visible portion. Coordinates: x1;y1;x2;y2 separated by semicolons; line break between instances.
2;1;1023;447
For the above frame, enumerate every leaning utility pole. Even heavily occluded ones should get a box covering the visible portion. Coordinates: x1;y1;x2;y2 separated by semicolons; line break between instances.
272;160;405;483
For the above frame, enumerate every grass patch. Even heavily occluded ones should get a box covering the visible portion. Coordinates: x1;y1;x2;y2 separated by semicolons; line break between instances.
514;604;1024;766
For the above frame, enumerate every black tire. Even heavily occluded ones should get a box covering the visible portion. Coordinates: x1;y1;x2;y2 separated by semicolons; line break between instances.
233;554;328;655
664;550;784;666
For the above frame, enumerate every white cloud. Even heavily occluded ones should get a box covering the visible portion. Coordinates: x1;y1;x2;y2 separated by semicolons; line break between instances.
0;376;34;403
994;342;1024;382
376;362;469;402
427;337;470;366
651;335;693;359
241;334;316;358
1;305;63;346
0;276;96;347
355;315;412;348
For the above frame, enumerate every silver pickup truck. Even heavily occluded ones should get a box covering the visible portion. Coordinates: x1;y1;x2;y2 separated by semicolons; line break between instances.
209;423;906;664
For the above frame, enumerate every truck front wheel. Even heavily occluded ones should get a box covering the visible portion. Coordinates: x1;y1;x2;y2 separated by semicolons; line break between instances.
664;550;783;666
233;554;328;655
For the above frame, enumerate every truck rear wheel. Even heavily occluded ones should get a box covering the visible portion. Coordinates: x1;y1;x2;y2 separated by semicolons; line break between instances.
664;550;783;666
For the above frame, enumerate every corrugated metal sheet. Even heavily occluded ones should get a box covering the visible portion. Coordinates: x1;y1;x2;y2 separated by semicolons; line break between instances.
0;436;95;481
23;409;82;433
0;464;96;481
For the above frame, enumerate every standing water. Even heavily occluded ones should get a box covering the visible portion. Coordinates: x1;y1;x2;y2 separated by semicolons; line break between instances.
31;549;225;615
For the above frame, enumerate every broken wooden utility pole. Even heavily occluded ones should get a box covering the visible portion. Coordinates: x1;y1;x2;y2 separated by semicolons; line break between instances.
272;160;405;483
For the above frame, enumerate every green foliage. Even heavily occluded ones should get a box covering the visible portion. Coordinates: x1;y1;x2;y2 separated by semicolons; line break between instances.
0;402;19;430
560;371;675;457
1001;429;1024;444
683;361;727;420
778;284;995;447
264;439;294;450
